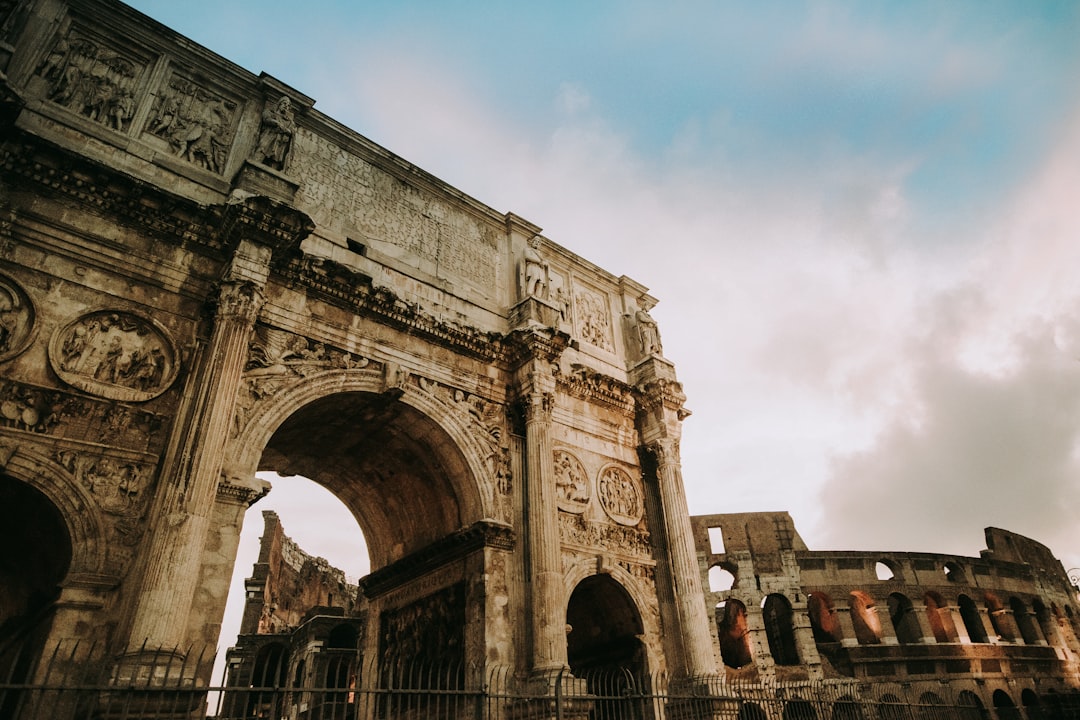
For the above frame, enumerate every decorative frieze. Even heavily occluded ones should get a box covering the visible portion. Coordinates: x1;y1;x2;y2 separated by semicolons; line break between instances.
556;364;635;416
49;310;179;402
574;285;614;353
559;513;651;558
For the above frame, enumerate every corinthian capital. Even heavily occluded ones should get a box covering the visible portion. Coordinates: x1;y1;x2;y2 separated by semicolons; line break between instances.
215;280;265;324
522;391;554;424
646;438;681;466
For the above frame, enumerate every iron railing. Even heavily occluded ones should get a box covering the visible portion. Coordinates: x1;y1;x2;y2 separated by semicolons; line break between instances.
1;641;1078;720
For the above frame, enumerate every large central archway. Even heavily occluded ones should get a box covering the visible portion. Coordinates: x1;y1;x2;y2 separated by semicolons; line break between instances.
257;390;479;569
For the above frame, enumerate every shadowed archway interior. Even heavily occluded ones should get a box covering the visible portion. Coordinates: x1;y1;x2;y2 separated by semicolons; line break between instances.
257;391;478;571
566;575;646;675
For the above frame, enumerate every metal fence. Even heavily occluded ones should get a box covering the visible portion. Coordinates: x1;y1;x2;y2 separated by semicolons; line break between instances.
2;641;1079;720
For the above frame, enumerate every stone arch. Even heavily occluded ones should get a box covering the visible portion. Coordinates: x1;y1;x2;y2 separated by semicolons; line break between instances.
565;574;647;676
716;598;753;668
887;592;921;645
807;591;843;644
708;561;737;592
562;560;660;657
849;590;882;645
923;591;957;643
231;370;492;569
1010;597;1042;645
762;593;799;666
0;447;106;579
959;594;988;643
992;690;1020;720
985;593;1016;642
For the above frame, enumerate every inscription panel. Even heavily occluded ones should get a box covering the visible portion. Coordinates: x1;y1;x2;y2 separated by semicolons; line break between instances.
291;129;498;292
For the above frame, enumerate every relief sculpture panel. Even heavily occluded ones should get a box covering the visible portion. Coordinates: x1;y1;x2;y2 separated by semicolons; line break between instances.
574;285;614;353
0;274;36;362
49;311;179;402
597;464;644;526
143;73;239;174
34;30;146;132
554;448;589;513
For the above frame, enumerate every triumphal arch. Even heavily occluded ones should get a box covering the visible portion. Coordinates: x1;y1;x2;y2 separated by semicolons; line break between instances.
0;0;715;698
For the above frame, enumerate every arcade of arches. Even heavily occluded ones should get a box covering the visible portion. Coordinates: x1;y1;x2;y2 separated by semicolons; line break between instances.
0;0;1078;712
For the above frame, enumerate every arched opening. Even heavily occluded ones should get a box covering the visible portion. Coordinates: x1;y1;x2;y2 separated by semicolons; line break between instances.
878;694;910;720
716;599;752;668
887;593;921;644
0;475;72;643
762;594;799;666
923;592;957;643
849;591;882;645
958;594;988;643
943;561;966;583
566;575;646;720
993;690;1020;720
740;702;769;720
1021;689;1041;720
784;699;818;720
247;642;289;718
566;575;646;676
0;474;74;714
1033;600;1057;647
708;564;736;592
875;561;897;581
918;692;944;720
808;592;843;644
258;391;481;571
1010;597;1042;645
832;696;865;720
957;690;989;720
985;593;1016;642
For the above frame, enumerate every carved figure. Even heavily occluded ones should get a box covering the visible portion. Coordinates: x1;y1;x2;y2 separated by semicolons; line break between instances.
554;450;589;509
575;289;613;351
37;36;138;131
51;311;177;401
636;307;662;355
145;78;237;174
598;465;643;525
254;96;296;171
522;235;548;300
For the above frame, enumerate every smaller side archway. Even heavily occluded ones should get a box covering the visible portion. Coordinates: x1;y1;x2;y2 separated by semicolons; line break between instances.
565;575;646;677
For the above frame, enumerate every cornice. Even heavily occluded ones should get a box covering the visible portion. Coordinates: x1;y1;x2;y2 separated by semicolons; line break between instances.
556;366;635;416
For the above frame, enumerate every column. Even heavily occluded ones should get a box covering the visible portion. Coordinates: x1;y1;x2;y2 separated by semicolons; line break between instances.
646;436;719;677
510;330;569;675
126;267;266;655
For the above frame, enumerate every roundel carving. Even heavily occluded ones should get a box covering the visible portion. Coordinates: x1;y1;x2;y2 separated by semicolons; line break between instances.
0;274;37;362
49;310;179;401
598;464;643;526
554;449;590;513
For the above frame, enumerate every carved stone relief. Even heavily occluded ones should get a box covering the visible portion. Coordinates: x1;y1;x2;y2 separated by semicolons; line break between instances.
56;449;153;576
574;285;614;352
35;32;144;132
559;513;651;557
379;582;465;669
553;448;589;513
598;464;644;526
143;74;238;174
49;311;178;402
251;96;296;171
0;274;36;362
0;378;163;451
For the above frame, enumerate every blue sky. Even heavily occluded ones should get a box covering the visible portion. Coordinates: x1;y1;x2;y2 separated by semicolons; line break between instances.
127;1;1080;625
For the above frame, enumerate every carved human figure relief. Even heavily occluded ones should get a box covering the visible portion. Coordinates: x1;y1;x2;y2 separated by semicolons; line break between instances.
554;449;590;513
49;311;178;401
574;286;614;352
253;96;296;171
35;33;143;132
521;235;549;300
635;307;662;356
143;75;238;174
598;464;644;526
0;274;35;362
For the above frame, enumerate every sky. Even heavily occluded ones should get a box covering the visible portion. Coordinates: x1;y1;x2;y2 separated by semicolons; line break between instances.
124;0;1080;658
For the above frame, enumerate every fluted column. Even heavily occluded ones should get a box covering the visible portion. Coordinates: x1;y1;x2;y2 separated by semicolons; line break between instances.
127;273;265;651
647;437;717;677
508;329;569;674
